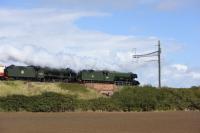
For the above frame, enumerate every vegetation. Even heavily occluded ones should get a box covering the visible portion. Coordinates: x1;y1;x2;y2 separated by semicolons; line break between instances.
112;86;200;111
0;81;101;99
0;81;199;112
58;83;89;93
0;92;77;112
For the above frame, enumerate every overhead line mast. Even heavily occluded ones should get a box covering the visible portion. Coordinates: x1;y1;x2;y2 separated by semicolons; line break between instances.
158;41;161;89
133;40;162;88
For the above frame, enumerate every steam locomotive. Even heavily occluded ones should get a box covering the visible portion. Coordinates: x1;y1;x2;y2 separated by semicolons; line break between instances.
0;65;140;86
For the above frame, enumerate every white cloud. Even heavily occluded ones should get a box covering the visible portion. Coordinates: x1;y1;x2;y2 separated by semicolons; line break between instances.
0;8;199;87
161;64;200;87
0;8;157;70
171;64;188;72
190;72;200;79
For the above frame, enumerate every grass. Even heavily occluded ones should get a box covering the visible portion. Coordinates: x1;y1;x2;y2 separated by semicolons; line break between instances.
0;81;101;99
58;83;101;99
58;83;89;93
0;82;199;112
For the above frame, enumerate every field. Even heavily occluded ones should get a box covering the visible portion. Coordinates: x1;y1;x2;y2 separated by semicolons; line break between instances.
0;112;199;133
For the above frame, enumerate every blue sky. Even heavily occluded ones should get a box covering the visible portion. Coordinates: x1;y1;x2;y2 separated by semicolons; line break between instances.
76;7;200;65
0;0;199;87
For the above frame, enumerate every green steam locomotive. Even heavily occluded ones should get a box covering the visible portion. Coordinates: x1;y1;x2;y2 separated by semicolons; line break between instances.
3;65;139;86
77;70;139;85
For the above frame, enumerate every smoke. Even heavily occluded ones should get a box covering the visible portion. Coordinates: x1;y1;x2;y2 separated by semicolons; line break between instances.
0;44;116;71
0;42;153;72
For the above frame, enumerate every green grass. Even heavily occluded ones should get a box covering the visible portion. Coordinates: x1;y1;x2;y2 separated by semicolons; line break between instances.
0;81;101;99
0;82;200;112
58;83;89;93
3;81;18;86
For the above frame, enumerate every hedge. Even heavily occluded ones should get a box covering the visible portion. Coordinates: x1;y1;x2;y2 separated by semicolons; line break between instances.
0;86;199;112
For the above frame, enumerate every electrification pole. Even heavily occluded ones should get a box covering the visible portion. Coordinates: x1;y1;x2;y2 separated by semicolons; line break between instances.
133;40;162;88
158;40;161;89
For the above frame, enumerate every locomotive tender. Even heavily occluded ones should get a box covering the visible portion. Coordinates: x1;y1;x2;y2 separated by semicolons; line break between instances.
1;65;140;86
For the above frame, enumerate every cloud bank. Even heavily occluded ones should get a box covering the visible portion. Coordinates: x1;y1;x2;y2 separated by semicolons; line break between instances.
0;8;157;70
0;8;199;87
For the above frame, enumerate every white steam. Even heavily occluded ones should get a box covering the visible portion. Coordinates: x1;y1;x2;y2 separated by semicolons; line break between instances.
0;43;151;72
0;8;200;87
0;8;157;71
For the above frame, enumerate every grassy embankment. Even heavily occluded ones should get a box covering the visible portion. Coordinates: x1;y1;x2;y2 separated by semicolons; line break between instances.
0;81;199;112
0;80;101;99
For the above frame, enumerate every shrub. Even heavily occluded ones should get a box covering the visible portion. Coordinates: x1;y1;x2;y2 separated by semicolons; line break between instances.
0;92;77;112
30;92;77;112
88;98;119;112
0;86;200;112
0;95;29;111
112;87;157;111
77;100;90;111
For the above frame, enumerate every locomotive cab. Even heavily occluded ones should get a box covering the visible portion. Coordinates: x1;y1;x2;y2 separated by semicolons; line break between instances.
130;73;138;79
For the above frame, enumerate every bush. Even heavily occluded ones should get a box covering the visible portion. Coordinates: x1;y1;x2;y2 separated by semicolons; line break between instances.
112;87;158;111
88;98;119;112
0;92;77;112
155;89;175;110
29;92;77;112
0;95;28;111
77;100;90;111
112;86;200;111
0;86;199;112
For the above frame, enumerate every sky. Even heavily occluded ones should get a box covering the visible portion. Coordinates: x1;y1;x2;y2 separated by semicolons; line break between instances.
0;0;199;87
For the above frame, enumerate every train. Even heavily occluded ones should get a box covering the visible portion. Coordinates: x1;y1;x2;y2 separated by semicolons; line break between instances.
0;65;140;86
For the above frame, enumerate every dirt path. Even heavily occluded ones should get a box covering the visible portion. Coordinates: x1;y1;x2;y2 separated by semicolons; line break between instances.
0;112;199;133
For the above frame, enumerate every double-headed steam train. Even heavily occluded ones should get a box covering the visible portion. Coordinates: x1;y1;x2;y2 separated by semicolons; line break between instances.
0;65;140;86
